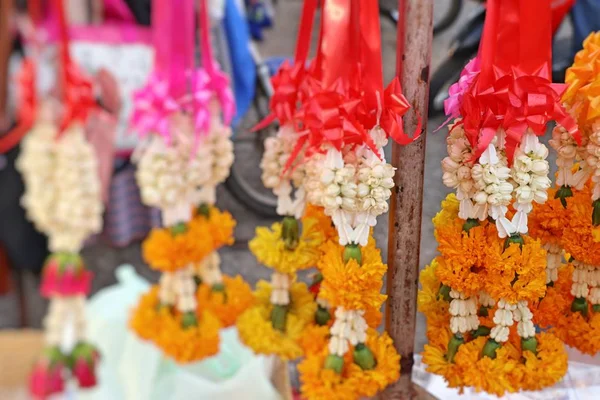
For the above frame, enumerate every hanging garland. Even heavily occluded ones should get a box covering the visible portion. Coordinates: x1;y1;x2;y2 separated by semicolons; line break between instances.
128;0;251;363
17;0;104;397
420;0;576;395
237;0;414;398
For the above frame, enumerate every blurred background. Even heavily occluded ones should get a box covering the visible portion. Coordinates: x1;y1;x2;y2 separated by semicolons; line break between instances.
0;0;593;367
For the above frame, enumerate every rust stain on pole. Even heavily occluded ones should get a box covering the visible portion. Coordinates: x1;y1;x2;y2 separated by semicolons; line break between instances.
382;0;433;399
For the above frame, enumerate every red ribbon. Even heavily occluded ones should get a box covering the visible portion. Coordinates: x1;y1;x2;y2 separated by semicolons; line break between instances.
52;0;97;136
252;0;318;131
462;0;579;161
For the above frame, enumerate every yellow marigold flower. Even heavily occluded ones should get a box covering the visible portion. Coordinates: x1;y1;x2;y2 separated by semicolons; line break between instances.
484;237;547;304
153;309;221;363
298;330;400;400
304;204;338;244
196;275;254;327
318;240;387;315
298;324;330;355
418;260;451;339
237;281;316;360
129;285;163;341
142;221;213;272
422;342;464;389
535;263;600;355
435;221;499;297
249;218;324;274
515;333;568;391
432;193;461;236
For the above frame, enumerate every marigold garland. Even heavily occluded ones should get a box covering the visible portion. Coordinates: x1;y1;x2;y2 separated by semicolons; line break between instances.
196;275;255;327
142;220;213;272
237;281;316;360
298;330;400;400
318;239;387;314
421;194;568;394
249;217;324;274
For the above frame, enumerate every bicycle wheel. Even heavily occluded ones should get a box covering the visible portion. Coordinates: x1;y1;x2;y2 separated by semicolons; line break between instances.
433;0;463;35
224;53;280;218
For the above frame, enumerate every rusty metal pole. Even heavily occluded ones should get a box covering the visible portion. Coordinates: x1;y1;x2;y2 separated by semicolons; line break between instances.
383;0;433;399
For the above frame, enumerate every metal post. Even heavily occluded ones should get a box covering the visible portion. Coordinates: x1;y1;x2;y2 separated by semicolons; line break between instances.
383;0;433;399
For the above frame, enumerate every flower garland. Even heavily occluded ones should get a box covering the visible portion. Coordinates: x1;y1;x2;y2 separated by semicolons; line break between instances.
239;2;408;397
422;1;579;391
129;0;251;362
523;31;600;356
419;198;568;395
17;38;104;396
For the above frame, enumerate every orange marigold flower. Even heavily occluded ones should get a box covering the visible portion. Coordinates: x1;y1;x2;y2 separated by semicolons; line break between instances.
129;285;163;341
142;222;213;272
318;239;387;314
484;237;547;304
196;275;254;327
434;221;499;297
528;187;569;246
535;263;600;355
193;207;236;249
153;309;221;363
298;330;400;400
298;324;330;355
304;204;338;244
561;191;600;265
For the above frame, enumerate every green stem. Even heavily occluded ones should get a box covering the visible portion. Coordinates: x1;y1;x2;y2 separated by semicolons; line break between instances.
471;326;491;338
445;334;464;363
181;312;198;329
504;234;524;250
324;354;344;374
197;203;211;218
521;337;538;355
482;339;502;359
353;343;377;370
438;285;452;302
571;297;589;318
555;185;573;209
315;306;331;326
593;199;600;226
343;244;362;265
462;218;479;233
271;304;288;332
281;216;300;250
170;222;188;236
478;305;490;317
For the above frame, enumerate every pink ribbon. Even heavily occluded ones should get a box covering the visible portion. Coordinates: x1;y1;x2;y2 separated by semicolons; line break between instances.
436;57;481;131
199;0;236;127
130;73;180;144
